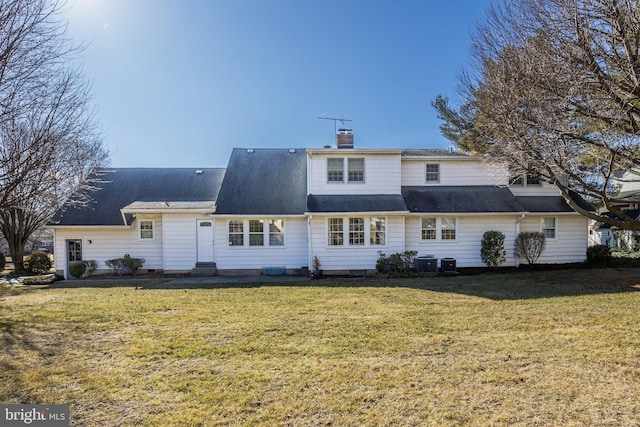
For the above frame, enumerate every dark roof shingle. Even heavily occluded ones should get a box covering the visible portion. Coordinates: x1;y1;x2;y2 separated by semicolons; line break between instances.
307;194;407;213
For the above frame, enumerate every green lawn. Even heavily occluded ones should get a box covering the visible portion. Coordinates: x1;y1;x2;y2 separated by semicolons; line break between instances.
1;269;639;426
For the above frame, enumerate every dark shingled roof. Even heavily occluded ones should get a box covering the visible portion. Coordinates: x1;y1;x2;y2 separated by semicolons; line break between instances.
515;196;575;213
49;168;226;226
402;186;526;213
214;148;307;215
597;208;640;230
307;194;408;213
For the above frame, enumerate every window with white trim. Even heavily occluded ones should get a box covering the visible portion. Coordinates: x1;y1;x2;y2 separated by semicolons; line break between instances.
370;217;386;245
327;157;365;183
420;217;457;241
249;219;264;246
328;217;387;246
421;218;436;240
349;218;365;245
139;220;154;240
269;219;284;246
228;220;244;246
542;217;556;239
327;158;344;182
348;158;364;182
426;163;440;183
229;219;286;247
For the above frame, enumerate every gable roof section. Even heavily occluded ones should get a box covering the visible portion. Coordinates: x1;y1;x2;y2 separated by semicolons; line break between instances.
214;148;307;215
49;168;226;226
307;194;408;213
402;186;525;213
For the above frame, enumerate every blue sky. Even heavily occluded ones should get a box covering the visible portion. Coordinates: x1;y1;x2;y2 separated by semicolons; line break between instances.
64;0;493;167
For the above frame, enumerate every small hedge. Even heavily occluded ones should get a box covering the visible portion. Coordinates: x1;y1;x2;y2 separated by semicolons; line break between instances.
586;245;611;266
68;262;87;278
376;251;418;277
106;254;145;275
27;251;52;274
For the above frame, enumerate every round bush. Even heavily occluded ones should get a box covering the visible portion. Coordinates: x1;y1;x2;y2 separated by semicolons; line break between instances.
586;244;611;265
27;250;52;274
68;262;87;278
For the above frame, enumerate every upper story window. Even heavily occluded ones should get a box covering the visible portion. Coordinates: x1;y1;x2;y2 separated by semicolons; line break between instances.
510;174;541;186
426;163;440;183
327;158;365;183
139;220;154;240
327;158;344;182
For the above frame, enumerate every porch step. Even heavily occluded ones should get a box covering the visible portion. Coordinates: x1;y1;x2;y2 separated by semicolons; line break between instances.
191;262;218;277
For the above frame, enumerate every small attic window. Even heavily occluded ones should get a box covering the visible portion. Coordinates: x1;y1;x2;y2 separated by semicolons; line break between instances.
195;170;203;174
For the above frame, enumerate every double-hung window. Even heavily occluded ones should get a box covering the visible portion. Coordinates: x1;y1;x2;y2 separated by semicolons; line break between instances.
228;220;244;246
426;163;440;183
328;217;386;246
139;220;154;240
327;158;365;183
327;158;344;182
348;158;364;182
229;219;286;247
421;217;457;241
542;217;556;239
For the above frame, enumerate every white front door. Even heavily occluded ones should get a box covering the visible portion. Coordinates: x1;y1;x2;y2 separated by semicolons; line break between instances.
196;220;215;263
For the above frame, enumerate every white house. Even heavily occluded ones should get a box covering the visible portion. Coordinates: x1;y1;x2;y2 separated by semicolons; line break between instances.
49;136;590;278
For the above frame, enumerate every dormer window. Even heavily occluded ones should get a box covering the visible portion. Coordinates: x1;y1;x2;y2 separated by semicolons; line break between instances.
510;174;541;186
327;157;365;183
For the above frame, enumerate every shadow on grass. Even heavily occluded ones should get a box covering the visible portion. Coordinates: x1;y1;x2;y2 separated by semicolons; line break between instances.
47;268;640;300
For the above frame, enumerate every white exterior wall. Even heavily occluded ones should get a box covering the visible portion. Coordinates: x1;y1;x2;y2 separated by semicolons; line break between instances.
308;215;405;271
214;217;308;271
508;181;562;196
52;214;163;278
162;213;213;271
519;214;588;263
401;159;507;186
308;153;402;195
405;214;521;267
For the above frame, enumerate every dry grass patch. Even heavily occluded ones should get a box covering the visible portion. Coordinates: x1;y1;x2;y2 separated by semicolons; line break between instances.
1;269;640;425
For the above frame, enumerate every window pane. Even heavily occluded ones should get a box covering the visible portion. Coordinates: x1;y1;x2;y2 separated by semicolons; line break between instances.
370;217;385;245
229;220;244;246
269;219;284;246
249;220;264;246
328;158;344;182
527;175;541;185
140;220;153;239
348;158;364;182
328;218;343;246
421;218;436;240
441;217;456;240
510;175;524;185
349;218;365;245
543;217;556;238
426;164;440;182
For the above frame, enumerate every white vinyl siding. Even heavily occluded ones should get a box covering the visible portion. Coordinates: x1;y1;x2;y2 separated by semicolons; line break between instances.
309;153;401;194
163;214;207;271
519;215;587;264
214;217;308;270
401;159;507;186
309;215;404;271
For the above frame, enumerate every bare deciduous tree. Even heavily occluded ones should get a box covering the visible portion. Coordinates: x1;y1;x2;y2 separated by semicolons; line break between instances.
0;0;108;272
433;0;640;230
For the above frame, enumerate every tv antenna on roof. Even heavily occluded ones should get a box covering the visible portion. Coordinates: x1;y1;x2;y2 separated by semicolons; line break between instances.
317;114;353;135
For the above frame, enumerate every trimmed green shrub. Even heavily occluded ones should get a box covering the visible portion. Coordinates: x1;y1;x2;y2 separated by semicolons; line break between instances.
27;250;52;274
480;230;506;268
68;262;87;278
586;245;611;266
515;232;546;265
376;251;417;277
